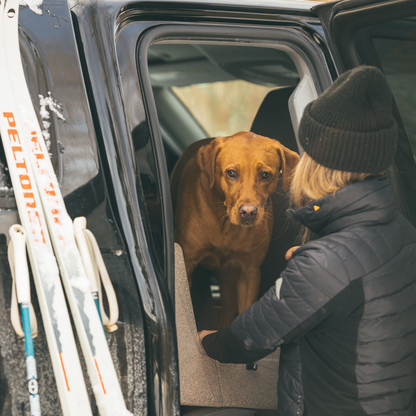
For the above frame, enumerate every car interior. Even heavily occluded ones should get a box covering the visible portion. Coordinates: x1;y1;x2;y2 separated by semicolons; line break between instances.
147;41;318;414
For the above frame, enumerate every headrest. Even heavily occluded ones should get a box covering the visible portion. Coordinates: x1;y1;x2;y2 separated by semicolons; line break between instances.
251;87;298;153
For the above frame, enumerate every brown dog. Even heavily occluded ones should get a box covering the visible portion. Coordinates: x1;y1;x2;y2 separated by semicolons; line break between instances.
170;132;299;329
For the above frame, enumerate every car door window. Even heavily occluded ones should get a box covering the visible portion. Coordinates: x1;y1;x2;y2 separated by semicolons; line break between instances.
372;37;416;157
356;18;416;157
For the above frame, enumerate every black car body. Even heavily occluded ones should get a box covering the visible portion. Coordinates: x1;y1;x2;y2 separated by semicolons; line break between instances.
1;0;415;415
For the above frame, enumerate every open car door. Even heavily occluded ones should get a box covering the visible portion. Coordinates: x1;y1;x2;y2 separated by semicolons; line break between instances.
313;0;416;226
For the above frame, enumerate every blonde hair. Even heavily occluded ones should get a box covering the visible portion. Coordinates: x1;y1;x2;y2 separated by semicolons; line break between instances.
290;153;375;244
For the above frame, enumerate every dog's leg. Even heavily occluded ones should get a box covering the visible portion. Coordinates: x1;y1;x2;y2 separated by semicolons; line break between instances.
236;268;261;315
216;269;239;330
185;261;197;288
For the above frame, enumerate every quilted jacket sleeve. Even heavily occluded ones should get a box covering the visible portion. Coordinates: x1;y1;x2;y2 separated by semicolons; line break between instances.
202;242;361;364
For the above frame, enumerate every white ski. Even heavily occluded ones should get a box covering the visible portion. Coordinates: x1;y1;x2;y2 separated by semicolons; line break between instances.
1;1;132;415
0;2;93;415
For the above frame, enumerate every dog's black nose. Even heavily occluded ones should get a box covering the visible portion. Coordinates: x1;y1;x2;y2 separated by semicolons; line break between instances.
239;205;258;219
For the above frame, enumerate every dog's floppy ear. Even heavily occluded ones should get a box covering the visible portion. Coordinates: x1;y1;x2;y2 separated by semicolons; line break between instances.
273;142;300;191
197;137;224;188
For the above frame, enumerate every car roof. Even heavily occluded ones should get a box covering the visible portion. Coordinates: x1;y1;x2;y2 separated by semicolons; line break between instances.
156;0;322;10
68;0;323;12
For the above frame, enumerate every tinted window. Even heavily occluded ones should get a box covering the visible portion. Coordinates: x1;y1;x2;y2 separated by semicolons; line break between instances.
372;37;416;156
357;18;416;157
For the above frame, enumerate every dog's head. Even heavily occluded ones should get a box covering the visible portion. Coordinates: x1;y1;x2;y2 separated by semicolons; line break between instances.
197;132;300;227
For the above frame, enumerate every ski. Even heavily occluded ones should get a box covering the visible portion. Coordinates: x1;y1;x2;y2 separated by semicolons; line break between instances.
1;1;131;415
0;2;93;415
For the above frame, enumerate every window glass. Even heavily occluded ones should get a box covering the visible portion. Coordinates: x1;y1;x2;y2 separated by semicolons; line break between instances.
356;18;416;157
372;37;416;155
355;17;416;225
172;80;274;137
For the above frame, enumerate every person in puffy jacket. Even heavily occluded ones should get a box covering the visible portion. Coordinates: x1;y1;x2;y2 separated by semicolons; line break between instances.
199;66;416;416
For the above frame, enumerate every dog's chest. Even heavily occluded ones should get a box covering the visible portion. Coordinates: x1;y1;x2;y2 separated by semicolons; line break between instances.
200;248;254;271
200;223;272;271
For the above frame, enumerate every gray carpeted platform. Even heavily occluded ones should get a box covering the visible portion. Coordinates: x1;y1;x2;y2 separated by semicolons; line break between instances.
175;243;280;410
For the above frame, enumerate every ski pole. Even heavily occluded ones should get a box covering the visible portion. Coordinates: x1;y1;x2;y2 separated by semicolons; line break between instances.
8;224;41;416
73;217;104;332
74;217;119;332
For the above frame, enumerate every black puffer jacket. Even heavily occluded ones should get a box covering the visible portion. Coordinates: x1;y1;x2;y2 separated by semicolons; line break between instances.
202;175;416;415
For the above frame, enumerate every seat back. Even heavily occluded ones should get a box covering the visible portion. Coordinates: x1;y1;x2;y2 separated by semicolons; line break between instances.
251;87;297;151
251;87;300;297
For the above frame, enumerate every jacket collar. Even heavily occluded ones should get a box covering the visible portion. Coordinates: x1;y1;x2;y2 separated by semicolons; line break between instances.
286;175;396;237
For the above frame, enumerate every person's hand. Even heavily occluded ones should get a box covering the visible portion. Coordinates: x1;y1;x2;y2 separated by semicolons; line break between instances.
198;330;217;341
285;246;301;260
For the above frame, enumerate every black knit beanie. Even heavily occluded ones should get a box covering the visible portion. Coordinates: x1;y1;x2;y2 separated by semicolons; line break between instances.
298;66;398;173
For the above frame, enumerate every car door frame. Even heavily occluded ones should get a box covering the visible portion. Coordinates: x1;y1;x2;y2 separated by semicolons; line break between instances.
115;10;331;413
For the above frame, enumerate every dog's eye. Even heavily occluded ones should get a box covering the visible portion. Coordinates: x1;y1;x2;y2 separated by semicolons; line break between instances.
227;170;237;179
261;172;271;180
